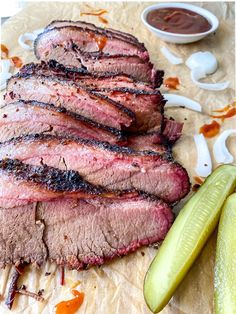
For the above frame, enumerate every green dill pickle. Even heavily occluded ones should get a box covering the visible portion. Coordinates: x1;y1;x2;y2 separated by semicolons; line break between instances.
214;193;236;314
144;165;236;313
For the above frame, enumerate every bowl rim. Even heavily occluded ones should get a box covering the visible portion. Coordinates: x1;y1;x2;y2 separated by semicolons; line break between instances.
141;2;219;38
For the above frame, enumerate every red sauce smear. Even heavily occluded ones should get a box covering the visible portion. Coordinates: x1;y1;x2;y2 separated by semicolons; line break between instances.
164;77;180;90
99;16;108;24
1;44;9;59
1;44;23;69
81;8;108;25
146;8;211;34
10;56;23;68
88;33;107;51
193;176;204;185
81;9;108;17
213;104;232;113
211;107;236;121
95;36;107;50
55;290;84;314
199;120;220;138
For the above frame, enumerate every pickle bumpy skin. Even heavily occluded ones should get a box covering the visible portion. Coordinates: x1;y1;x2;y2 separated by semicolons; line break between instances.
214;193;236;314
144;165;236;313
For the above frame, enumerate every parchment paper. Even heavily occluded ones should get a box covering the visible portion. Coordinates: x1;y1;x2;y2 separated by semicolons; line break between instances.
0;2;235;313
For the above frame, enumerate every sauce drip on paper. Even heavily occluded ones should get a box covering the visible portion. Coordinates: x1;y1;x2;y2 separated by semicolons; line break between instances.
99;16;108;24
213;104;232;113
193;176;204;185
211;102;236;121
1;44;23;69
81;9;108;16
164;77;180;90
11;56;23;68
211;108;236;121
55;290;84;314
199;120;220;138
80;8;108;25
1;44;9;58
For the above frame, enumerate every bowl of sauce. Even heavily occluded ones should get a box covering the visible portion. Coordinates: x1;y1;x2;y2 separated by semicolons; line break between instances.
141;3;219;44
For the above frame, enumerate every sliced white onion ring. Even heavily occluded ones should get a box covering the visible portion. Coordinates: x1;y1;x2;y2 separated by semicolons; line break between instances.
0;59;11;73
0;72;12;91
163;94;202;112
186;51;218;74
0;60;12;91
191;68;230;91
213;129;236;164
18;28;44;50
160;47;183;65
186;51;230;91
194;134;212;177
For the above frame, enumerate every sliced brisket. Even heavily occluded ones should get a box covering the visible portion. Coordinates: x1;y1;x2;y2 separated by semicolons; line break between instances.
0;197;173;269
34;22;162;84
0;203;46;268
0;100;123;143
80;53;158;85
34;25;148;61
99;88;164;132
20;61;163;90
0;135;190;203
126;132;171;156
0;158;109;208
5;74;135;130
18;62;165;132
45;20;141;45
162;118;184;143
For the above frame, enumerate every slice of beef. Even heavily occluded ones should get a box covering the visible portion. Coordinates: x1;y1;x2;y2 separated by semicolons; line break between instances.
20;61;163;90
80;53;158;85
18;63;164;132
0;203;46;268
34;25;148;62
99;88;164;132
126;132;172;156
0;197;173;269
0;135;190;203
34;23;162;84
40;197;173;269
5;74;135;130
0;100;123;143
45;20;140;45
0;158;109;208
162;118;183;143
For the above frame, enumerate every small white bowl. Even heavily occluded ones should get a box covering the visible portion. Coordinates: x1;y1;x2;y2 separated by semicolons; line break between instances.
141;3;219;44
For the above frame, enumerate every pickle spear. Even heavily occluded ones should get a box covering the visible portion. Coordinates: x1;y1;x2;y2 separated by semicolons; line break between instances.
214;193;236;314
144;165;236;313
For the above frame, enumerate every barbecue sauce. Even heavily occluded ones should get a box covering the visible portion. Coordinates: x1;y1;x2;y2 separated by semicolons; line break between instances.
213;104;232;113
1;44;23;68
99;16;108;24
1;44;9;59
146;8;211;34
55;290;84;314
164;77;180;90
95;36;107;51
80;8;109;25
193;176;204;185
10;56;23;68
81;9;108;16
199;120;220;138
211;107;236;121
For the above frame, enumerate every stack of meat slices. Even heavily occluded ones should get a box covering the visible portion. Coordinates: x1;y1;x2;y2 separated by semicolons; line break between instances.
0;20;190;270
